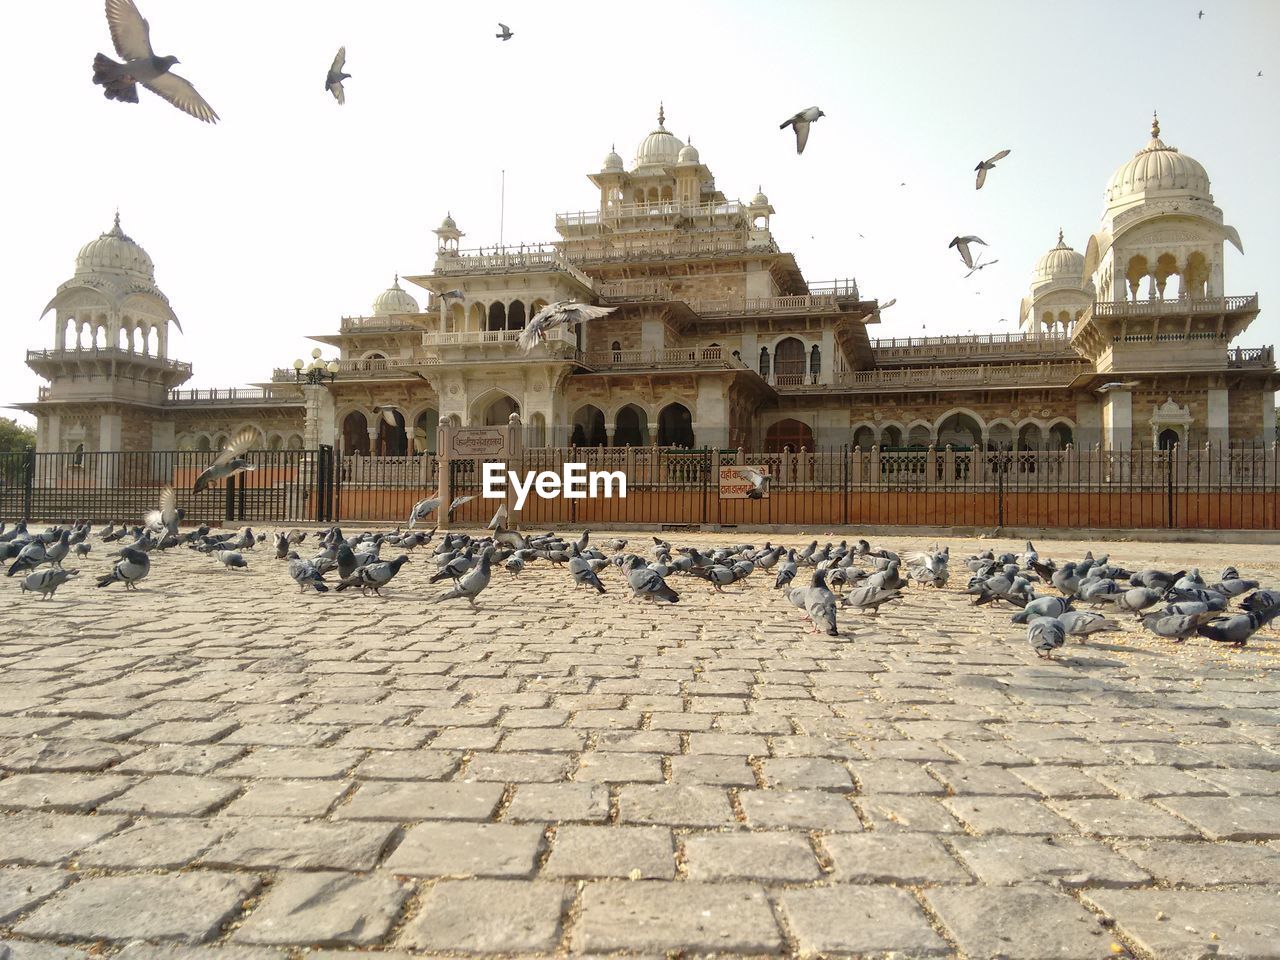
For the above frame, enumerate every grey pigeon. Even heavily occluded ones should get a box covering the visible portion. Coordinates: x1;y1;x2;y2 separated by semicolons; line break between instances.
335;555;409;596
432;549;493;607
1058;610;1120;635
214;550;247;570
1011;595;1073;623
96;546;150;590
1197;607;1280;646
43;530;71;569
738;467;771;500
144;486;182;538
325;47;349;104
408;496;440;529
974;149;1010;189
518;300;615;354
569;547;606;594
949;235;986;270
287;554;329;593
93;0;219;123
7;539;47;577
624;557;679;603
804;569;838;636
841;584;903;616
1027;616;1066;659
496;22;514;40
194;428;257;493
780;106;825;154
21;568;80;600
1142;611;1214;643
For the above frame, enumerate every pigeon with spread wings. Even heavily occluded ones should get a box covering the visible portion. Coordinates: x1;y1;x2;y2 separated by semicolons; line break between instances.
496;23;514;40
326;47;350;104
974;149;1011;189
144;486;183;538
780;106;825;154
518;301;615;354
949;236;987;270
93;0;219;123
193;429;258;494
739;467;771;500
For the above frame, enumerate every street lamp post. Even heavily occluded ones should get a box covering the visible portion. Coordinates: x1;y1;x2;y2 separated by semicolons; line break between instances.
293;348;339;385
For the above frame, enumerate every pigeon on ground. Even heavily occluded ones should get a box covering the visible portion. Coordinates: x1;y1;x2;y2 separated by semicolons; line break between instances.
1057;610;1121;635
6;539;48;577
96;546;150;590
325;47;349;104
518;301;615;354
496;22;514;40
93;0;219;123
949;236;987;270
569;547;606;593
840;584;903;616
214;550;247;570
1011;595;1073;623
623;557;679;603
21;568;80;600
335;554;409;596
43;530;71;569
974;149;1011;189
1141;611;1215;643
804;569;839;636
1197;607;1280;646
194;429;258;493
432;549;493;607
780;106;825;154
1027;616;1066;659
773;550;798;590
74;542;92;558
287;554;329;593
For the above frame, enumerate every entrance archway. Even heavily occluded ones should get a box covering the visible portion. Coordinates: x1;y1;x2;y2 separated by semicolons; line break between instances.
614;405;647;447
571;404;606;447
342;411;370;455
480;394;519;426
765;418;813;452
657;403;695;447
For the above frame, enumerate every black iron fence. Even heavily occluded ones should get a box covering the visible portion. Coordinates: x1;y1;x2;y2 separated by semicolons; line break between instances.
3;443;1279;531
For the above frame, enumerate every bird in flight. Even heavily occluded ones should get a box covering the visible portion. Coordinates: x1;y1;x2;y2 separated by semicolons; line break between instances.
779;106;825;154
518;300;615;354
496;23;514;41
1094;380;1140;395
1197;9;1204;18
879;298;897;310
93;0;218;123
949;235;987;270
974;149;1011;189
193;428;258;493
326;47;350;104
965;255;999;278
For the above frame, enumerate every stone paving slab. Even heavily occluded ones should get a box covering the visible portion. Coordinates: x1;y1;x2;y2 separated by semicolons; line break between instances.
3;531;1280;956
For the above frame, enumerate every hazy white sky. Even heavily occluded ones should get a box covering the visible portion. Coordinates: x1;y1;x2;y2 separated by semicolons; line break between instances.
5;0;1278;425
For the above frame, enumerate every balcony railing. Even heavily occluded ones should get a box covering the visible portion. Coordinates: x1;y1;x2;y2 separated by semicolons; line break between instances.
1227;346;1275;368
433;246;594;288
872;331;1077;363
583;345;747;371
692;294;841;316
167;387;302;405
26;347;193;374
557;199;747;229
340;314;425;333
777;361;1093;393
423;327;579;349
1091;295;1258;318
566;233;779;263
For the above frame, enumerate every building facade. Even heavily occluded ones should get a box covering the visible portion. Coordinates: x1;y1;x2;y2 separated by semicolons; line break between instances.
16;112;1276;456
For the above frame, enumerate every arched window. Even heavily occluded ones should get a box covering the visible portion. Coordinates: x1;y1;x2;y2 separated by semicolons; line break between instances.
413;410;439;454
1126;255;1150;300
572;405;606;447
657;403;694;447
1158;427;1180;451
809;344;821;383
852;426;876;449
1185;252;1208;298
880;425;904;448
480;395;519;426
196;435;212;452
759;346;770;379
614;405;647;447
1017;423;1044;450
774;337;805;385
342;411;370;455
1048;422;1074;449
377;409;407;456
765;418;813;452
611;340;622;355
937;413;982;449
906;424;932;448
487;302;506;331
507;300;526;330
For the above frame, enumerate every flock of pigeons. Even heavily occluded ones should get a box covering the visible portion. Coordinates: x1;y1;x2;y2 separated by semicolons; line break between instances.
4;488;1275;662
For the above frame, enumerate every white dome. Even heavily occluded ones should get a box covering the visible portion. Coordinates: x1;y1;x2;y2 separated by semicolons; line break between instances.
1105;115;1211;208
602;145;624;172
751;186;769;206
633;104;684;170
75;213;154;281
1034;230;1085;283
439;213;457;230
677;142;700;164
372;276;419;316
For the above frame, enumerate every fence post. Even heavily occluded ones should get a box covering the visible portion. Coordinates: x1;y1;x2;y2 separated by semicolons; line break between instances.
842;445;850;525
315;444;333;522
707;448;718;527
506;412;523;530
996;453;1005;529
21;446;35;520
1167;443;1176;528
224;473;237;524
437;418;454;531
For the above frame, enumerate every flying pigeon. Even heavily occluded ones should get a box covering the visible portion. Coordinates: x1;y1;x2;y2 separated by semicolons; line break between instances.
326;47;349;104
194;428;258;493
496;23;514;40
738;467;771;500
779;106;825;154
964;255;999;278
144;486;182;538
974;149;1011;189
879;298;897;310
949;236;987;270
93;0;219;123
1094;381;1140;395
488;503;508;530
518;300;615;354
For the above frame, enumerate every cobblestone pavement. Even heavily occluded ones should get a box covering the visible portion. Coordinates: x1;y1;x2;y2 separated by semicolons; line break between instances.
1;530;1280;958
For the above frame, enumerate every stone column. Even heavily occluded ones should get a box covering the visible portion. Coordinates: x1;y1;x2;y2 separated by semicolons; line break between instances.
1262;390;1276;445
1102;389;1132;451
1075;396;1103;450
1207;387;1229;446
820;330;835;385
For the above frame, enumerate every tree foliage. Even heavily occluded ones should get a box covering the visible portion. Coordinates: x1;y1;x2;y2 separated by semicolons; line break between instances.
0;417;36;453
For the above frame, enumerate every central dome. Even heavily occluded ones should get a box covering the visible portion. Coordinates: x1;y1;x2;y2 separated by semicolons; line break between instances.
1034;230;1085;283
75;213;155;281
372;276;419;316
1105;114;1211;210
633;104;684;171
